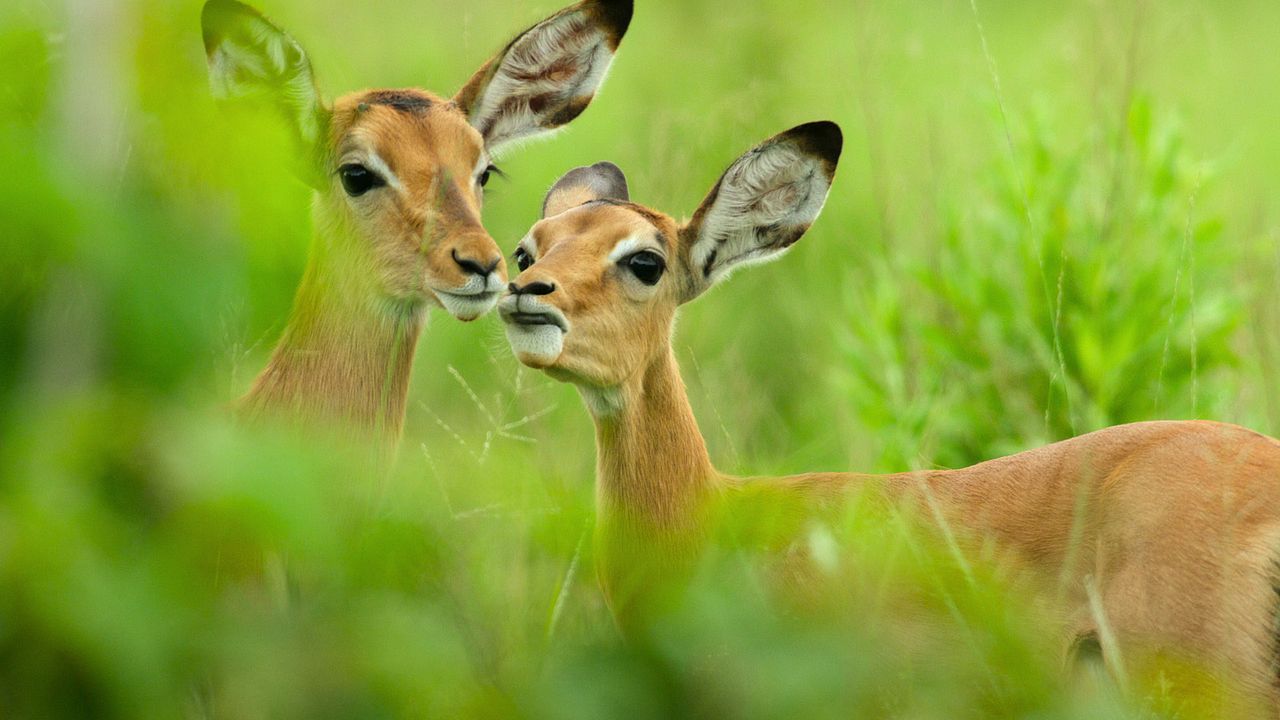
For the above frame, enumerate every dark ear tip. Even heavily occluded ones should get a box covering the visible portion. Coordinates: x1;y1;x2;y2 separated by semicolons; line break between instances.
542;161;630;217
787;121;843;167
589;0;634;39
589;160;626;179
201;0;247;26
201;0;256;45
591;160;629;199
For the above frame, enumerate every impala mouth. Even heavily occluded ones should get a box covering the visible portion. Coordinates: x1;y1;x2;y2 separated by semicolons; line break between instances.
505;311;567;332
498;295;568;333
438;289;499;302
433;290;500;321
432;271;506;319
499;295;568;367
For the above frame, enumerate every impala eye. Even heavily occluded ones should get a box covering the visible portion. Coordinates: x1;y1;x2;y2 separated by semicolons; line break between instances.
513;247;534;272
478;164;504;189
338;163;385;197
624;251;665;286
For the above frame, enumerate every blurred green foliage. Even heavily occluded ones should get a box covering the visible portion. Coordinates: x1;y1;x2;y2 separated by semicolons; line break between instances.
1;0;1278;717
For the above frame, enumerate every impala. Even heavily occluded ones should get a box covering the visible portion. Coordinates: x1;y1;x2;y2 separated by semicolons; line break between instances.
201;0;631;442
499;122;1280;714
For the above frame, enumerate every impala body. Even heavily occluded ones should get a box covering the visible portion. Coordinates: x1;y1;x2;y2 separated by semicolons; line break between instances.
200;0;631;443
499;123;1280;715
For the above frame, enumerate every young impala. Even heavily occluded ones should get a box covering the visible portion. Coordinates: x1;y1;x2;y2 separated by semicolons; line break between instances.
201;0;631;442
499;122;1280;714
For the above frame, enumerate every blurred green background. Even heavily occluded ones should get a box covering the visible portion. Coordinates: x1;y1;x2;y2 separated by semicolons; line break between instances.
2;0;1278;717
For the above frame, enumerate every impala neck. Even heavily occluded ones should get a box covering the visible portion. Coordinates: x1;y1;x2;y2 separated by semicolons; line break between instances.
581;341;720;627
586;342;719;533
241;226;426;443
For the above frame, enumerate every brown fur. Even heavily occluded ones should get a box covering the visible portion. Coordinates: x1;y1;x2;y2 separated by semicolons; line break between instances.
503;130;1280;714
1272;557;1280;694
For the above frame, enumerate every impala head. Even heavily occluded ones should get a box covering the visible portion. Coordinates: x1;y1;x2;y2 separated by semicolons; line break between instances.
500;122;843;387
201;0;632;320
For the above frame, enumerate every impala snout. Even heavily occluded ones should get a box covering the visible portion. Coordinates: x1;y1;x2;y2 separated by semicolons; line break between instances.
508;280;556;296
442;229;507;284
500;279;569;367
452;248;502;279
429;232;507;321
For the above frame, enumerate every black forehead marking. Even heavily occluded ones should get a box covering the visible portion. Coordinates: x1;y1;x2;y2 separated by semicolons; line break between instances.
362;90;434;114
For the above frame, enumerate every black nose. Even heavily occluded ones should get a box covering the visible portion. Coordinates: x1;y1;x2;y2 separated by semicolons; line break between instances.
508;280;556;296
452;249;500;277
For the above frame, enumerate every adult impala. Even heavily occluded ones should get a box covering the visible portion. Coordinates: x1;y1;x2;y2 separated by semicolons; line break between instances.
499;122;1280;714
201;0;631;442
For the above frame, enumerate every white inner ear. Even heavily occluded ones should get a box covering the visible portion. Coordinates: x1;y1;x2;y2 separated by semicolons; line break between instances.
689;142;831;285
470;10;615;152
208;21;322;144
208;39;269;98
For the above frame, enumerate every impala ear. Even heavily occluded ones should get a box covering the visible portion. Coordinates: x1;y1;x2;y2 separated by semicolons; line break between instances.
542;162;629;218
201;0;331;188
454;0;632;155
678;122;843;302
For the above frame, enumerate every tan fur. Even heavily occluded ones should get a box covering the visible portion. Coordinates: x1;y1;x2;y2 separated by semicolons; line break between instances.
242;91;498;439
503;136;1280;714
203;0;634;446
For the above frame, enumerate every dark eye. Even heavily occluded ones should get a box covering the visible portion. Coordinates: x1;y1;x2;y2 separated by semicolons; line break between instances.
625;251;665;285
338;163;385;197
478;164;505;189
513;247;534;272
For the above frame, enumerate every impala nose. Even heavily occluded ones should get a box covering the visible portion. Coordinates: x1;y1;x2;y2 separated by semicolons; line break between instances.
452;249;501;278
508;280;556;296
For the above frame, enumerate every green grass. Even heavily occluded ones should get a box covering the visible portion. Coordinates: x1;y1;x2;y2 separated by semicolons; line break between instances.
2;0;1278;717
